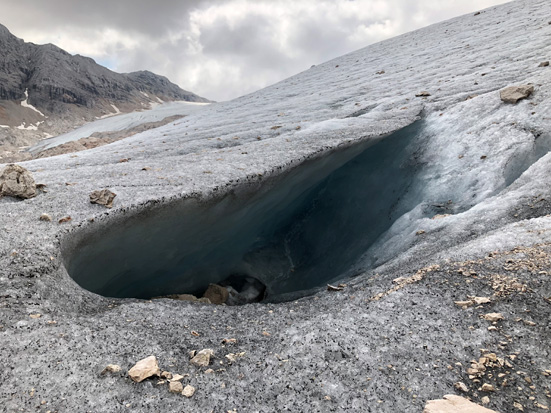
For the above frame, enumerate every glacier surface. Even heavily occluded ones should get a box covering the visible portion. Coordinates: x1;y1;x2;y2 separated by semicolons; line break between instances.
1;1;551;412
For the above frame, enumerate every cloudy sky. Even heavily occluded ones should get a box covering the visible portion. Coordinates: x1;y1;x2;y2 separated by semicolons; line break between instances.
2;0;510;101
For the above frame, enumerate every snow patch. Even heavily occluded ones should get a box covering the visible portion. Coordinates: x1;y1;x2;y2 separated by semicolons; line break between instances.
0;124;10;129
16;121;44;131
21;89;46;117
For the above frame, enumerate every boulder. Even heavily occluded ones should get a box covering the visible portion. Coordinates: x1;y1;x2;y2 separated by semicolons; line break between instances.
500;85;534;103
89;189;116;208
128;355;160;383
0;164;36;199
202;284;229;305
423;395;497;413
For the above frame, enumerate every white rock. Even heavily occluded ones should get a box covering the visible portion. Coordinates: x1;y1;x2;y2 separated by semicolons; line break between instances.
182;385;196;398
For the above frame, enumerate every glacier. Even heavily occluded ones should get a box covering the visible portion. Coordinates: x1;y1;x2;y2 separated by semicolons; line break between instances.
1;1;551;412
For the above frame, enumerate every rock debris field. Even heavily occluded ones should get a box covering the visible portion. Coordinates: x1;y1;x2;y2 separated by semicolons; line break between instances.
1;1;551;412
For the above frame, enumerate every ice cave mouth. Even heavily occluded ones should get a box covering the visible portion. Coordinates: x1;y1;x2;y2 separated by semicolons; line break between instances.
63;121;431;303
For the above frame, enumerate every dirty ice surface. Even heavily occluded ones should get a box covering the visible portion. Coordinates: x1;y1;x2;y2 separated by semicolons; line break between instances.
29;101;210;153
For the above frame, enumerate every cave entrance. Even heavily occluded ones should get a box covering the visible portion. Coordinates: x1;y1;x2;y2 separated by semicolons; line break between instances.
63;121;425;303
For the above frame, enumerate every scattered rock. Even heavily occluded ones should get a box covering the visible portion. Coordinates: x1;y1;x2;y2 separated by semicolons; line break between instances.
225;352;246;363
473;297;491;305
182;385;196;398
416;230;426;235
481;396;490;405
39;213;52;222
128;356;161;383
58;216;72;224
89;189;116;208
190;349;214;367
415;91;431;97
29;314;41;319
500;85;534;103
483;313;504;322
480;383;495;392
101;364;122;374
376;70;385;75
539;61;549;67
170;374;184;382
202;283;229;305
0;164;36;199
454;382;469;393
455;301;473;309
423;395;497;413
221;338;237;345
514;402;524;411
168;381;183;394
160;371;172;380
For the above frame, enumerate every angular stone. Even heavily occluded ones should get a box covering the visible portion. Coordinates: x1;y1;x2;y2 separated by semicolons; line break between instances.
483;313;504;322
473;297;491;305
160;371;172;379
128;356;160;383
202;284;228;305
481;383;495;392
169;381;183;394
182;384;196;398
0;164;36;199
190;349;214;367
423;395;498;412
89;189;116;208
539;61;549;67
500;85;534;103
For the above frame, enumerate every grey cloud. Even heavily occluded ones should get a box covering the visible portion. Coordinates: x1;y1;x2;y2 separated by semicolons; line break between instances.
1;0;510;101
1;0;215;36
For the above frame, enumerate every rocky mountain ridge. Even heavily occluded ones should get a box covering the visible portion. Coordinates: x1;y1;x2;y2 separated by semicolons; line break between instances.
0;23;208;153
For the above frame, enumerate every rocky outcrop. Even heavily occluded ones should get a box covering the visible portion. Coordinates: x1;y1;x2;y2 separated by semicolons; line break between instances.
0;23;209;151
0;23;208;117
0;164;36;199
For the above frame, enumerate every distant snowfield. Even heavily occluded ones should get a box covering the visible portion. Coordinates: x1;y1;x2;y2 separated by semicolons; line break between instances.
30;100;210;153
